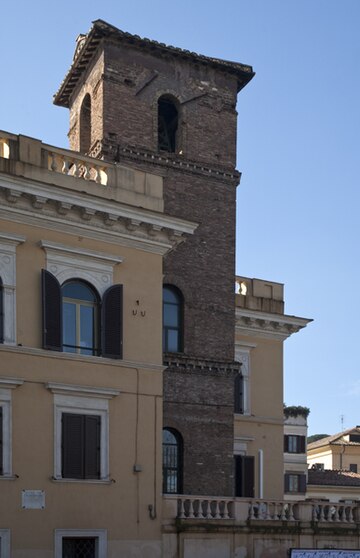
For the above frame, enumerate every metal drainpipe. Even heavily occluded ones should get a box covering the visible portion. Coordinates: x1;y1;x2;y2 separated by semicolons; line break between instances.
258;449;264;498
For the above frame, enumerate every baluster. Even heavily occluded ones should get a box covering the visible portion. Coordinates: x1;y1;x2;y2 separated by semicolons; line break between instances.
95;166;102;183
188;499;195;519
349;506;355;523
288;503;295;521
334;505;340;522
84;164;91;180
205;500;212;519
265;502;271;520
62;158;71;175
178;499;185;519
50;153;58;172
319;505;325;522
214;500;221;519
280;502;287;521
312;505;318;521
72;161;81;177
222;500;230;520
249;503;255;520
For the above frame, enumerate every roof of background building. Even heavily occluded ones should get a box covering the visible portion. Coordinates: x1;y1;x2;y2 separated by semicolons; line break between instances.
54;19;255;107
308;426;360;450
308;468;360;487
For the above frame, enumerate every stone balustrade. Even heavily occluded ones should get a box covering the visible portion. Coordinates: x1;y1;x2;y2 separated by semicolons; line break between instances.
312;501;357;523
47;148;108;185
0;131;164;212
249;500;298;521
163;496;360;525
177;496;234;519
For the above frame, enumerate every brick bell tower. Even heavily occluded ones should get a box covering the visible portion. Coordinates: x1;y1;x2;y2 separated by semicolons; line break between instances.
54;20;254;496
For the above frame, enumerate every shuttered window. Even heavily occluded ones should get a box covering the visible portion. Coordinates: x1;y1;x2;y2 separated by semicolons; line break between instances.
42;270;123;359
234;374;244;414
284;473;306;493
62;413;100;479
284;435;306;453
235;455;255;497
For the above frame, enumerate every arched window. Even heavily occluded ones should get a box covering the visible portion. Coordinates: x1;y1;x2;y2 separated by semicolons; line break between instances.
62;280;100;356
80;94;91;154
163;285;183;353
0;278;3;343
42;269;124;359
158;95;179;153
162;428;183;494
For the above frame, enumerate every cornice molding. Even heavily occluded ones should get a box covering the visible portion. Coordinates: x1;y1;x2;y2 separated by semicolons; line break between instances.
0;174;197;255
95;141;241;184
0;344;165;372
46;382;120;399
236;307;312;340
39;240;123;264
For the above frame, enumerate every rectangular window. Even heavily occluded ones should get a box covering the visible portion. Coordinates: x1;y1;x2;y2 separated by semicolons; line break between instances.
284;473;306;493
62;537;96;558
62;413;100;479
0;529;10;558
350;463;358;473
55;530;106;558
235;455;254;497
284;435;305;453
48;385;118;482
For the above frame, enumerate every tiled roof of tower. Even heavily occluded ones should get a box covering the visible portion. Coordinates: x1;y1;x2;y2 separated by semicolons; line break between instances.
54;19;255;107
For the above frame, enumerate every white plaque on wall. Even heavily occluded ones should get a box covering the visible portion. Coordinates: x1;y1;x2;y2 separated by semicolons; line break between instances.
21;490;45;509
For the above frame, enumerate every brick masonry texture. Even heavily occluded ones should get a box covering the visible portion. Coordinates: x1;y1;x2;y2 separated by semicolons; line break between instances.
68;39;242;496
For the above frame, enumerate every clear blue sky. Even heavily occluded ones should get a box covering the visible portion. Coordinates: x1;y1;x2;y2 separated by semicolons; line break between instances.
1;0;360;436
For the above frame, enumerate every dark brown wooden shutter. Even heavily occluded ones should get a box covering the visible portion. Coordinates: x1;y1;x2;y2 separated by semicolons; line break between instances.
84;415;100;479
284;435;289;452
62;413;84;479
235;455;254;497
284;473;290;492
0;407;3;475
234;374;244;413
102;284;123;359
299;474;307;493
62;413;100;479
243;456;255;497
299;436;306;453
42;269;62;351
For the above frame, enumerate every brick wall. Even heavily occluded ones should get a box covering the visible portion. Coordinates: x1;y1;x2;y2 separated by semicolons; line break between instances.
67;37;245;496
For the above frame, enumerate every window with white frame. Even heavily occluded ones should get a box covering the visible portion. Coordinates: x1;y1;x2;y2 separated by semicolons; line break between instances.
0;379;23;478
0;529;10;558
0;233;25;345
46;383;119;482
40;241;123;359
55;529;107;558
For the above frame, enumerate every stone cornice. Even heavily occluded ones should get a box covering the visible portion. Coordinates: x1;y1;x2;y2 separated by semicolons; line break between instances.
164;354;241;377
235;307;312;340
92;141;241;184
0;174;197;255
